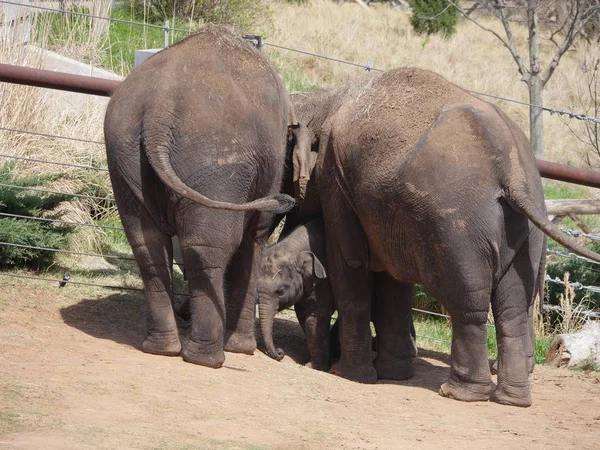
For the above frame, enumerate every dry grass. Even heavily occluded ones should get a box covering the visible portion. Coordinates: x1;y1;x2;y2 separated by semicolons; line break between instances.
264;0;599;167
0;10;111;254
33;0;112;66
556;272;593;334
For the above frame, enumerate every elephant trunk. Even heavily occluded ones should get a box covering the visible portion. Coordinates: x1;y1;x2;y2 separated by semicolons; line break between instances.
259;301;285;361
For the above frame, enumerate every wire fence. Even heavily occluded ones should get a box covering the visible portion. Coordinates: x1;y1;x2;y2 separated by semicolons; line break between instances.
2;0;600;124
1;0;600;348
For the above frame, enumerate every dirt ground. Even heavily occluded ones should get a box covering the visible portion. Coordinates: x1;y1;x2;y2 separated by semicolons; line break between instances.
1;280;600;450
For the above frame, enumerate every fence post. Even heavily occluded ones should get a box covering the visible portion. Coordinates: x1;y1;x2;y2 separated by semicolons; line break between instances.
164;20;170;48
242;34;262;51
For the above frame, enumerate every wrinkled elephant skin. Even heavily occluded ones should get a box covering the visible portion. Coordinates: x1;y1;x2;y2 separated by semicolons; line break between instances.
287;68;600;406
257;218;334;370
104;26;300;369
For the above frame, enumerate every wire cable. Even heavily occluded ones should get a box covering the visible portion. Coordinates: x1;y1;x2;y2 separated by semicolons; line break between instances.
0;271;189;296
0;182;114;202
0;212;124;230
0;125;104;145
0;0;194;34
0;153;109;172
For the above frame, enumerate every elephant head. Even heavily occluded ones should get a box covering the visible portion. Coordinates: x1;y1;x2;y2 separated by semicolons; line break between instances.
257;246;327;361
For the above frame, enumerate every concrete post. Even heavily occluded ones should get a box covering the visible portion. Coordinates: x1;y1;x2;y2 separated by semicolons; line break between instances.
1;0;31;46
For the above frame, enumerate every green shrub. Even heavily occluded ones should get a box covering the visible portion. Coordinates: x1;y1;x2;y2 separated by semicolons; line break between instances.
409;0;460;37
0;162;73;270
545;240;600;310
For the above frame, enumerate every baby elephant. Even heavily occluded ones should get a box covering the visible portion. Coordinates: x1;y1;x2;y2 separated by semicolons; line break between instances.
257;218;335;370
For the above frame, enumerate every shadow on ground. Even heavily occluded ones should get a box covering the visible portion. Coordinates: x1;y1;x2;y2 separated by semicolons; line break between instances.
60;292;146;350
60;293;311;364
60;294;453;394
255;316;310;365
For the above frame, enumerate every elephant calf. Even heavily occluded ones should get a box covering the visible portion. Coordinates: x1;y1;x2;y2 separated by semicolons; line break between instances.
257;218;416;371
257;218;336;370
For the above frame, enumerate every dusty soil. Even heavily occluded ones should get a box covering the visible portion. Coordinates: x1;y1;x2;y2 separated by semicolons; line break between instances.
1;280;600;450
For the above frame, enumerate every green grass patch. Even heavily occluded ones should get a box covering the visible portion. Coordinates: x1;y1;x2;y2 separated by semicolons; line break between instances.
535;334;553;365
104;5;194;75
543;181;591;200
98;214;130;255
0;411;21;434
413;315;452;354
414;314;553;365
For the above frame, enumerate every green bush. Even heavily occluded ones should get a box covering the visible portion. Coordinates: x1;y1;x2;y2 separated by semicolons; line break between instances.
409;0;460;37
0;162;73;270
546;238;600;307
546;241;600;310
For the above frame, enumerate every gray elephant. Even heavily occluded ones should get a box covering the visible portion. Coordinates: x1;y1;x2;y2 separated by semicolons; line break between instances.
286;67;600;407
257;218;335;370
103;26;308;369
257;218;417;371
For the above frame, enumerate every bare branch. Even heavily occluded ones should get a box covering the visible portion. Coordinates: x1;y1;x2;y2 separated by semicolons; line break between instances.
496;0;531;79
445;0;530;81
542;1;600;87
548;2;574;48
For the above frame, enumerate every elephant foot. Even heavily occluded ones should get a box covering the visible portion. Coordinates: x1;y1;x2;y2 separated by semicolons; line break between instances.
330;359;377;384
224;330;256;355
181;341;225;369
490;383;532;407
439;379;493;402
142;331;181;357
373;355;414;381
305;360;330;372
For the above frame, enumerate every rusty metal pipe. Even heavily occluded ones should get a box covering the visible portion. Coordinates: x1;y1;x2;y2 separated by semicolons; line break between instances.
0;63;119;97
536;159;600;189
2;64;600;189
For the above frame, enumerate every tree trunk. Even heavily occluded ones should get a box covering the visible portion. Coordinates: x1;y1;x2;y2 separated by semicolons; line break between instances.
546;321;600;369
545;199;600;216
529;77;545;158
528;0;545;158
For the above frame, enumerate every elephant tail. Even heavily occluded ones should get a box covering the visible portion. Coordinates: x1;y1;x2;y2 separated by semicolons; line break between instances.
142;139;295;214
505;190;600;263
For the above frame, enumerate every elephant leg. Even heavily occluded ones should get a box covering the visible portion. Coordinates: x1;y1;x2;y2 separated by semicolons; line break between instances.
372;274;415;380
322;196;377;383
179;212;242;368
303;287;335;371
224;212;273;354
294;302;307;335
118;194;180;356
437;281;494;402
490;246;540;407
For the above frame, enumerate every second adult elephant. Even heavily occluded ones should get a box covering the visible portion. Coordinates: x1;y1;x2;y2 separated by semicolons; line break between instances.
288;67;600;406
104;27;307;369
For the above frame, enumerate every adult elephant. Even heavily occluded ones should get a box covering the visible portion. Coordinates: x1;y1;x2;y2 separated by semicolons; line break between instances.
104;26;307;369
286;67;600;407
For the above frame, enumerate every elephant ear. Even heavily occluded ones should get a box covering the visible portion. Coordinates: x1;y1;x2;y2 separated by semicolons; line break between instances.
289;123;313;203
296;251;327;280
